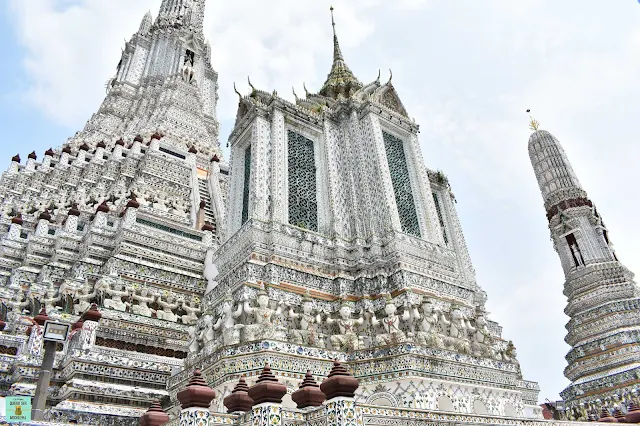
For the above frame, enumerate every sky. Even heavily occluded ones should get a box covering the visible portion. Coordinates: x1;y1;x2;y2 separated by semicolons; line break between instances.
2;0;640;403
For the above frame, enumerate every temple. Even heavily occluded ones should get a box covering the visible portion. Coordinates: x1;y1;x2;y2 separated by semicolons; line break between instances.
528;125;640;420
6;0;635;425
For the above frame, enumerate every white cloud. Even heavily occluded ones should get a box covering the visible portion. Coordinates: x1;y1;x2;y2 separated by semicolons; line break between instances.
5;0;640;403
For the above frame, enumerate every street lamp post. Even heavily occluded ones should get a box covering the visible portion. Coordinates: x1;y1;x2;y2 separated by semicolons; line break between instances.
30;308;70;421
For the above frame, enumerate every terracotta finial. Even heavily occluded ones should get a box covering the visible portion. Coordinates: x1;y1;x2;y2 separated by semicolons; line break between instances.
80;303;102;323
188;146;198;154
211;154;220;163
319;360;359;400
201;223;215;232
292;370;325;408
79;142;90;151
625;401;640;423
176;369;216;409
223;375;254;413
44;148;55;157
134;135;144;143
11;154;20;163
28;151;37;160
598;407;618;423
139;401;169;426
62;146;72;155
151;132;163;140
11;214;24;225
96;201;110;213
247;363;287;405
68;203;81;217
115;138;126;146
38;210;52;222
96;141;106;149
33;307;50;326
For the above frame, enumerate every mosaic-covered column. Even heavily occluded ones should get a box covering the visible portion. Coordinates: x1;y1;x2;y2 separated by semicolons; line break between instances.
320;361;362;426
177;369;216;426
248;364;287;426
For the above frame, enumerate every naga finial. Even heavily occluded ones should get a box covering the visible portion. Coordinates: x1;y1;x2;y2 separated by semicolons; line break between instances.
526;109;540;131
376;69;381;84
387;69;393;85
292;86;299;102
247;76;256;93
303;82;309;96
233;82;242;100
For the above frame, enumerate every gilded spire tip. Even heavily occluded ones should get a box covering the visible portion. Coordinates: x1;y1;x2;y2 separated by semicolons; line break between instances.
527;109;540;131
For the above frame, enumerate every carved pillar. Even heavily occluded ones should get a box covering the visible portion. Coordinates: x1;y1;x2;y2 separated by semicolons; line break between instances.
8;154;20;173
35;212;52;237
64;205;81;232
41;149;54;169
320;361;362;426
248;364;287;426
8;215;23;240
177;370;216;426
94;202;110;227
25;151;37;172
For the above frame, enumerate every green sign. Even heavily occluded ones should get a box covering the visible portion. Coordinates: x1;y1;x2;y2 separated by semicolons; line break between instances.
5;396;31;423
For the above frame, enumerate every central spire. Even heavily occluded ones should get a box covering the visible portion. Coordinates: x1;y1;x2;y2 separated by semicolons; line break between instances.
319;6;362;100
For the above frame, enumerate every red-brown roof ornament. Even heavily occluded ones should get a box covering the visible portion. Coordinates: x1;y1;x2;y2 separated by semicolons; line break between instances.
115;138;126;146
96;141;106;149
613;408;625;422
292;370;325;409
176;369;216;409
96;201;110;213
0;319;6;332
62;146;72;155
28;151;37;160
139;401;170;426
79;143;90;151
247;364;287;406
319;360;359;400
199;200;206;209
223;375;254;413
33;307;50;326
188;146;198;154
598;407;617;423
71;319;84;331
151;132;163;140
68;203;81;217
11;154;20;163
11;214;24;225
80;303;102;323
211;154;220;163
38;210;52;222
134;135;144;143
44;148;55;157
126;197;140;210
201;223;215;232
626;401;640;423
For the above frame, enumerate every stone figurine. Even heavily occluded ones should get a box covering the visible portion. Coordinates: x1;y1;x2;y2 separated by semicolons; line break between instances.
242;287;283;342
326;300;365;351
370;293;410;346
213;293;243;346
414;298;445;348
289;291;324;348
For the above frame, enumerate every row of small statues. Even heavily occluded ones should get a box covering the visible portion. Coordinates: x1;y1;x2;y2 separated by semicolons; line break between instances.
3;278;200;325
190;289;519;363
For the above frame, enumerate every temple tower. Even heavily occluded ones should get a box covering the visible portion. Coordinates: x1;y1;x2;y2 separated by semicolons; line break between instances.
528;124;640;415
170;8;542;420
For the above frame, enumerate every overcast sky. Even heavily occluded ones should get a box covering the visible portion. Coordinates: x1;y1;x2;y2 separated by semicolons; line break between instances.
2;0;640;403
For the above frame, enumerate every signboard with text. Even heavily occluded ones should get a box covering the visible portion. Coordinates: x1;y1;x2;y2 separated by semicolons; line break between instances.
5;396;31;423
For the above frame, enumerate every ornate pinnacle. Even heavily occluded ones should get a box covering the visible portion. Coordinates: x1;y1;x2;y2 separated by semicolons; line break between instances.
526;109;540;131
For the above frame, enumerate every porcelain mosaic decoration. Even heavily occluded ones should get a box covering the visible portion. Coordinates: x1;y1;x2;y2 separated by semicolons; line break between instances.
0;0;637;425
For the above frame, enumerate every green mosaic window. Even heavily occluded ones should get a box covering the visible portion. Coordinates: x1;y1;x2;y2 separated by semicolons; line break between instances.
136;218;203;241
241;145;251;225
432;192;449;245
287;130;317;231
383;131;420;237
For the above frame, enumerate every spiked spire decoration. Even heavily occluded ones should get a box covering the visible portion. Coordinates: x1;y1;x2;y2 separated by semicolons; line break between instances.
526;109;540;131
319;6;363;100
